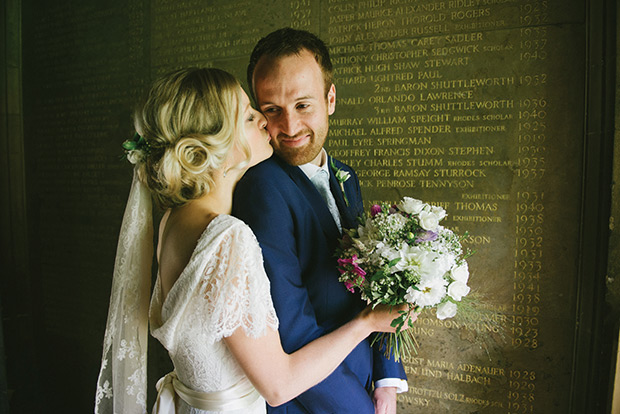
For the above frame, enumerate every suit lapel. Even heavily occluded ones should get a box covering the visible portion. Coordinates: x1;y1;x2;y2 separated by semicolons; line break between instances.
328;157;358;230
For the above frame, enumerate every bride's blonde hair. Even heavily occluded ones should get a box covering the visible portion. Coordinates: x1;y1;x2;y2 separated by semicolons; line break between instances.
134;68;250;209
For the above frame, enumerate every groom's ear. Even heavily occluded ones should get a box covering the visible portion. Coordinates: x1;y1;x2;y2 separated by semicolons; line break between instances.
327;84;336;115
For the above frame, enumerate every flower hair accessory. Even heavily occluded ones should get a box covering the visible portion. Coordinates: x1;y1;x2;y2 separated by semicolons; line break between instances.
122;132;151;164
330;157;350;206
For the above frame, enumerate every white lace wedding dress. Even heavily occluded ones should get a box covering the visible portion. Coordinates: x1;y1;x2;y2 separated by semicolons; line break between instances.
149;214;279;414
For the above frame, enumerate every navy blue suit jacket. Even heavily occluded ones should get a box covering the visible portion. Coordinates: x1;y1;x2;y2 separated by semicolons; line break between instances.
233;155;406;414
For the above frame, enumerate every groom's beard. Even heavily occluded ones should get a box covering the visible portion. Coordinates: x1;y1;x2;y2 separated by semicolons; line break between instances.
271;127;327;166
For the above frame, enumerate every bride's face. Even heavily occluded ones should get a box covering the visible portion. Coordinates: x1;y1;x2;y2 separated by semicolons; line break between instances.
240;89;273;168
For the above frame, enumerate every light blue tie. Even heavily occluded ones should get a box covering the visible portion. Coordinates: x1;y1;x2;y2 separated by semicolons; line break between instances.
310;169;342;233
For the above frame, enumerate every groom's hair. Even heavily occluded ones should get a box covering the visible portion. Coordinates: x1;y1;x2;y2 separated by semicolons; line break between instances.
247;27;334;102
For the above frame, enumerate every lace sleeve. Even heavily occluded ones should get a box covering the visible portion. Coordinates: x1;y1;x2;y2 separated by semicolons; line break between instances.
193;219;279;342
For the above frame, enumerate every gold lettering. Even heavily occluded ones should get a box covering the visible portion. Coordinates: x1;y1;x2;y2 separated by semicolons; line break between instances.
455;201;499;211
449;146;495;156
377;137;433;146
418;179;475;189
330;128;365;137
393;169;431;178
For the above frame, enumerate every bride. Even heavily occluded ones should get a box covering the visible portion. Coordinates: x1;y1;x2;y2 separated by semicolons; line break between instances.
94;67;414;414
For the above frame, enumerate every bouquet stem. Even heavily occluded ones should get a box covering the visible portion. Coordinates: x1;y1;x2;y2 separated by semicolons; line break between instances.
371;330;420;362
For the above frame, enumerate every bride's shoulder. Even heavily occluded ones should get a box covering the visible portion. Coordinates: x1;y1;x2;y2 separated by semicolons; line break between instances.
212;214;245;228
197;215;257;247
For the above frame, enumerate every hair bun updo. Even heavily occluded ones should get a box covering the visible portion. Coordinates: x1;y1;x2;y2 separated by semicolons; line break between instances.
133;68;251;209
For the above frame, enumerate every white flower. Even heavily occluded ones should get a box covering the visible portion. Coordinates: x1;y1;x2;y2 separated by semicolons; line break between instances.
335;169;351;182
415;249;447;280
359;218;380;241
392;243;431;275
390;243;421;273
376;243;400;265
404;286;419;304
398;197;426;215
450;262;469;283
405;275;448;307
333;167;351;206
386;213;407;232
447;281;470;301
431;205;447;221
436;301;457;320
351;238;372;257
418;209;440;231
434;252;457;276
126;150;142;164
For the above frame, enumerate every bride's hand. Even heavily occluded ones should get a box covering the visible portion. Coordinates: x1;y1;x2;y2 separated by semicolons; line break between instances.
360;303;419;333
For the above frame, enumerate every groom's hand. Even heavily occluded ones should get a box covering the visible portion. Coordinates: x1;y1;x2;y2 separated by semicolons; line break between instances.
372;386;397;414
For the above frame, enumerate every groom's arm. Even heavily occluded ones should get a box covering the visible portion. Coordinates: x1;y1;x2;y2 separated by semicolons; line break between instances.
372;345;407;388
233;170;375;413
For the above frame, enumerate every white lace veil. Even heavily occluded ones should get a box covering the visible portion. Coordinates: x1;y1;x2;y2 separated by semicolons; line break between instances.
95;167;154;414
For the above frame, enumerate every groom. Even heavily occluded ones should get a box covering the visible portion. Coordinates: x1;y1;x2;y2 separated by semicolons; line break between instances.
233;28;407;414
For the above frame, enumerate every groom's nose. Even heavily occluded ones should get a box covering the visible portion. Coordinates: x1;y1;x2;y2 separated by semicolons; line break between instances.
276;110;302;138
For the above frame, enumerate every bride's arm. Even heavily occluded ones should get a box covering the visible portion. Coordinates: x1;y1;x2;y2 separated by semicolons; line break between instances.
223;305;413;407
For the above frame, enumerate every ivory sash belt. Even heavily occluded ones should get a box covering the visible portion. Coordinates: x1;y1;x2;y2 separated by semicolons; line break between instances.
153;372;261;413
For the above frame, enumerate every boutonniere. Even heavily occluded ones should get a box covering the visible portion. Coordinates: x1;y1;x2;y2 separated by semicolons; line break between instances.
330;157;350;206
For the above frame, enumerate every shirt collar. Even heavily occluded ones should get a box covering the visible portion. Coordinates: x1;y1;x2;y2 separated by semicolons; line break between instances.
298;148;330;179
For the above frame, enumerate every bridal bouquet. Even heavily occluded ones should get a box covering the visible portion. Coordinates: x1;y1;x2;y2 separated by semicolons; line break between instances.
336;197;473;361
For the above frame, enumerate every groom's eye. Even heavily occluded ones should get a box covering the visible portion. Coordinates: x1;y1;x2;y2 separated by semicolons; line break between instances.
263;107;279;116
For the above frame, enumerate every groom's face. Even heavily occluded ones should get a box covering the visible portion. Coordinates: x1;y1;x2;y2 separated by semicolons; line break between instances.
252;49;336;166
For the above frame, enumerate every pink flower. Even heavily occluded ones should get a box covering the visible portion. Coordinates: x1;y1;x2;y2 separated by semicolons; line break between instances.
337;255;367;293
370;204;382;217
338;255;367;277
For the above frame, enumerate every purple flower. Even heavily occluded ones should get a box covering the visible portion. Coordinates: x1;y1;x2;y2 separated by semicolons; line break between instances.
415;230;438;243
370;204;382;217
